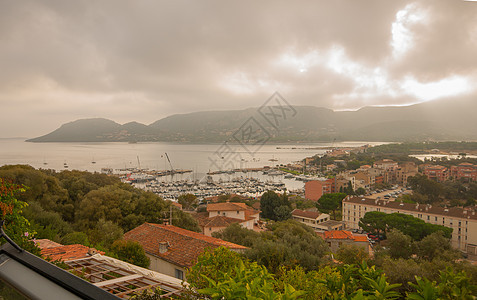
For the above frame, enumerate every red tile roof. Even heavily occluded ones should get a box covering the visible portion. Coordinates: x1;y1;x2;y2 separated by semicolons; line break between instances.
124;223;247;268
41;244;105;262
323;230;368;242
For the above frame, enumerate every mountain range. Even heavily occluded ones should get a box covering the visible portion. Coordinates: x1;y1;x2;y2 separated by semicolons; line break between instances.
27;97;477;143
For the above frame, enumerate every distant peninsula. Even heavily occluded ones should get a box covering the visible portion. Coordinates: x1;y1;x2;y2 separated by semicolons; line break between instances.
27;97;477;143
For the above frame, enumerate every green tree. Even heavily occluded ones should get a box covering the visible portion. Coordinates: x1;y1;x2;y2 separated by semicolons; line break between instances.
186;246;305;300
212;223;260;247
248;220;329;272
408;174;443;203
385;229;413;260
260;191;291;221
177;193;198;210
0;178;40;255
88;219;124;249
356;187;367;196
414;231;459;261
359;211;387;235
110;240;150;268
316;193;346;220
336;244;369;265
61;231;90;246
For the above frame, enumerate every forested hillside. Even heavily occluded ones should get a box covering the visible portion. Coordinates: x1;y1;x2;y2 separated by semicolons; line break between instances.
0;165;199;251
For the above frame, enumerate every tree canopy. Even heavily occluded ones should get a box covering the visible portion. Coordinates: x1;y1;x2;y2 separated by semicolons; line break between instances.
359;212;452;240
0;165;200;253
316;193;346;220
260;191;292;221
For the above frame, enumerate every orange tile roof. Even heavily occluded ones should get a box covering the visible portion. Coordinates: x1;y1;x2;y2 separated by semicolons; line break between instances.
41;244;105;262
124;223;247;268
324;230;368;242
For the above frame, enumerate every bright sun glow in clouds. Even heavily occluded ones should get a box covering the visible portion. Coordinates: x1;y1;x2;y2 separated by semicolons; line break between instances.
401;76;473;101
391;3;428;58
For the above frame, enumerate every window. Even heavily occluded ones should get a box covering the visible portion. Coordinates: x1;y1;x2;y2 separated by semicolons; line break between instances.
237;211;239;214
175;269;184;280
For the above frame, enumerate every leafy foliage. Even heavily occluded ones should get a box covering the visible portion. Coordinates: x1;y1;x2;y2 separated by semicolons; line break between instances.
110;240;150;268
359;212;452;241
336;243;370;265
316;193;346;220
260;191;292;221
214;220;329;273
187;248;403;300
177;193;198;210
0;165;200;253
0;178;40;254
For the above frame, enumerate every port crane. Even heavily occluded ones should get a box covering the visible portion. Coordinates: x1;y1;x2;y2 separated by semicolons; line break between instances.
165;153;175;175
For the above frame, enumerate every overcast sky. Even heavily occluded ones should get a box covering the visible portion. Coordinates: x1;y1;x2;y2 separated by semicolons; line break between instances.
1;0;477;138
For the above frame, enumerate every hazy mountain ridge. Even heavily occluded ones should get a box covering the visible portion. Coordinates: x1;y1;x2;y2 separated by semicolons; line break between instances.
27;98;477;143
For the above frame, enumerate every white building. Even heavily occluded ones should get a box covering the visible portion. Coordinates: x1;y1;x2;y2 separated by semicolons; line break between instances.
342;196;477;255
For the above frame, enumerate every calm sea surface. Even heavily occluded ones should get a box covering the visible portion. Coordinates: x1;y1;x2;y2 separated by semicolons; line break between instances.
0;139;385;191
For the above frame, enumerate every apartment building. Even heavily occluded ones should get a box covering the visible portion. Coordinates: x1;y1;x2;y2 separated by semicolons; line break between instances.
451;163;477;182
373;159;398;171
396;162;418;185
423;165;449;182
305;179;333;201
342;196;477;255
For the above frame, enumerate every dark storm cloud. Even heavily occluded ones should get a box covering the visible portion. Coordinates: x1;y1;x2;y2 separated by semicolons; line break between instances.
0;0;476;137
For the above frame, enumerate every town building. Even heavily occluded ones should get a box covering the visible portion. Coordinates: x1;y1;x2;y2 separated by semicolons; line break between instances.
305;179;333;201
451;163;477;182
373;159;398;171
124;223;247;280
342;196;477;255
195;202;260;236
291;209;344;231
396;162;418;185
352;171;372;190
317;230;370;254
423;165;449;182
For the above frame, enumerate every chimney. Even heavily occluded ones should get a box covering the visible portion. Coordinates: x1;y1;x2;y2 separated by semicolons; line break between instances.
472;211;475;216
159;242;169;254
87;248;98;256
415;204;419;210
